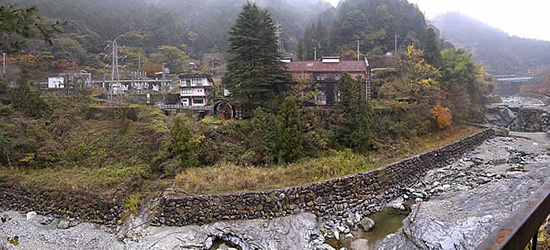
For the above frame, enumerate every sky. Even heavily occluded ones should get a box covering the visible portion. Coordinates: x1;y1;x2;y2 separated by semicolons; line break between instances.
325;0;550;41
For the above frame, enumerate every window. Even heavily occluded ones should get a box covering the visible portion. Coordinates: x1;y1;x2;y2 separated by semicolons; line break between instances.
315;92;327;105
193;98;204;104
181;88;192;94
316;74;325;81
192;78;203;86
335;74;341;81
182;79;191;86
181;98;189;106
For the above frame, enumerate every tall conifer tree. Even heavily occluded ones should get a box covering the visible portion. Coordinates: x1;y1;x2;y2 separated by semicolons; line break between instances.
222;2;289;110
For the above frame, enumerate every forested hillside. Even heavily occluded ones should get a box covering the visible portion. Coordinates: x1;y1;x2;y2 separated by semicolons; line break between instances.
433;12;550;75
5;0;441;81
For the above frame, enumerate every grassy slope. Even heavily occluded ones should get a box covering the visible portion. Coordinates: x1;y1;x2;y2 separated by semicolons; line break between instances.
174;125;482;194
0;96;481;197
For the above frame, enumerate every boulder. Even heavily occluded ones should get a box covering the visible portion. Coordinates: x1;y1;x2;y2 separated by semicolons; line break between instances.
40;216;54;225
350;239;370;250
26;211;37;221
358;217;375;232
57;219;70;229
386;198;406;211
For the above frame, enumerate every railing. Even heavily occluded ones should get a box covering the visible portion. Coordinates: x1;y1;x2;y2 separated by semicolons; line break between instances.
476;180;550;250
160;104;213;111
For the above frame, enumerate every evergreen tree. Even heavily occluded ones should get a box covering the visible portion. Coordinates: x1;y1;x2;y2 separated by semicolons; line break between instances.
0;5;65;52
169;115;199;168
275;97;303;163
8;74;47;118
251;107;276;163
297;39;305;61
222;2;289;110
422;28;442;67
336;72;374;153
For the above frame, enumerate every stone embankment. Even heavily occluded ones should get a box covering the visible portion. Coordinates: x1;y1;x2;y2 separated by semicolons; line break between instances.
153;129;493;227
0;185;122;227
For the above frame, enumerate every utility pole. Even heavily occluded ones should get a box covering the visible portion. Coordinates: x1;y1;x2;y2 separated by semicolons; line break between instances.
395;33;398;56
356;40;361;61
162;63;167;105
275;22;284;53
313;47;317;61
107;39;123;104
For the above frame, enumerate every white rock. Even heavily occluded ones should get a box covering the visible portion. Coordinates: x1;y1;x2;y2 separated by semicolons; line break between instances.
350;239;370;250
57;219;70;229
358;217;375;232
334;230;340;240
26;211;37;221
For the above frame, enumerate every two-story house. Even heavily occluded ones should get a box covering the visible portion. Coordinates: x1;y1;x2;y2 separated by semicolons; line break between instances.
288;56;371;105
179;74;215;106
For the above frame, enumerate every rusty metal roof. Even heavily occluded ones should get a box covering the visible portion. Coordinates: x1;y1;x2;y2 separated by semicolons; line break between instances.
288;60;367;72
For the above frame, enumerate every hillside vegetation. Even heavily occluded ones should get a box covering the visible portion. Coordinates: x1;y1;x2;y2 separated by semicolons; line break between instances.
0;1;496;205
433;12;550;75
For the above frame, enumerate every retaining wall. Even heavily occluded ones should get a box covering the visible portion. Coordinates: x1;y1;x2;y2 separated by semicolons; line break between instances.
0;185;123;226
153;128;494;226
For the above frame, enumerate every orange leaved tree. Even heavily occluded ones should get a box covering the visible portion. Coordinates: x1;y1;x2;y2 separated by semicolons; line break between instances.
431;103;452;129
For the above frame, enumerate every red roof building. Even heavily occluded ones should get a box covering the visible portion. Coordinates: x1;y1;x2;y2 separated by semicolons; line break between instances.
287;56;371;105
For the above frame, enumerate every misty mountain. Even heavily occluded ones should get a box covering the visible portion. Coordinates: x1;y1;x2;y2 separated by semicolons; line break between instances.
433;12;550;75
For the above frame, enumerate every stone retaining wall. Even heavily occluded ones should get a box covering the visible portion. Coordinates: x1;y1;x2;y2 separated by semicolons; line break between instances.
153;129;494;227
0;185;123;226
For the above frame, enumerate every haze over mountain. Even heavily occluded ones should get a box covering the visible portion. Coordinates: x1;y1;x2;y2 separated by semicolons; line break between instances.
432;12;550;75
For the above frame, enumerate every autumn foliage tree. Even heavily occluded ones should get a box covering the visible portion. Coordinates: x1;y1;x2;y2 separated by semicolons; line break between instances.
379;45;442;104
431;103;452;129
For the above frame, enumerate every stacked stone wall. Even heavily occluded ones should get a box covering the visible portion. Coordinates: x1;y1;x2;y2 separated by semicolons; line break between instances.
154;129;494;226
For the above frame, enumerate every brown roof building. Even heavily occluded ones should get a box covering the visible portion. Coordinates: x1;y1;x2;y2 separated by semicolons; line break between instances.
288;56;371;105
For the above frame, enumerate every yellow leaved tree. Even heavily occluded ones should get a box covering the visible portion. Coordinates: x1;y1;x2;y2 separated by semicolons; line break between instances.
431;103;452;129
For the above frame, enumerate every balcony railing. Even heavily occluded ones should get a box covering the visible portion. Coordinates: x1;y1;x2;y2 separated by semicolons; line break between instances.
160;104;213;111
476;180;550;250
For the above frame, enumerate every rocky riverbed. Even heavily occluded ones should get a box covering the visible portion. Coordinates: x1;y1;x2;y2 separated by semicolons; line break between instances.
379;132;550;249
486;95;550;131
2;132;549;250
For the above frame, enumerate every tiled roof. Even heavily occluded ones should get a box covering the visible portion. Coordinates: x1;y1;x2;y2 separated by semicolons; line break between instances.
288;60;367;72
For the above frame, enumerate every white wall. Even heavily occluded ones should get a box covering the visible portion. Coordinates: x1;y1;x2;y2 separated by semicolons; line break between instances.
48;77;64;88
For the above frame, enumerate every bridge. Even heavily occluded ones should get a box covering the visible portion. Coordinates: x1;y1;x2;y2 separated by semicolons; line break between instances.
494;75;534;96
496;76;533;83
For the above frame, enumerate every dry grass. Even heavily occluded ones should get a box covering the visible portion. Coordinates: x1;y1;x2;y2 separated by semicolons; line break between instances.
175;125;483;194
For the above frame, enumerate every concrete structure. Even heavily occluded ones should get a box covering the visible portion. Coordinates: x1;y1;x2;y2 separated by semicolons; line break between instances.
288;56;371;105
179;74;215;107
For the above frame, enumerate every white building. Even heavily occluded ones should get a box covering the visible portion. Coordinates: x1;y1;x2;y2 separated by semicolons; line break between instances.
179;74;215;106
48;77;64;88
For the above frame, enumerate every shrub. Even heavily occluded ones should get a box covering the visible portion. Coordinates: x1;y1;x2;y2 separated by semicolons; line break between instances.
275;97;303;163
169;115;200;169
8;78;48;118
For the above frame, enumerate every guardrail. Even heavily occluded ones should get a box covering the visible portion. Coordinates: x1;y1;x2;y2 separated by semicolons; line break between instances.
476;180;550;250
160;104;213;111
